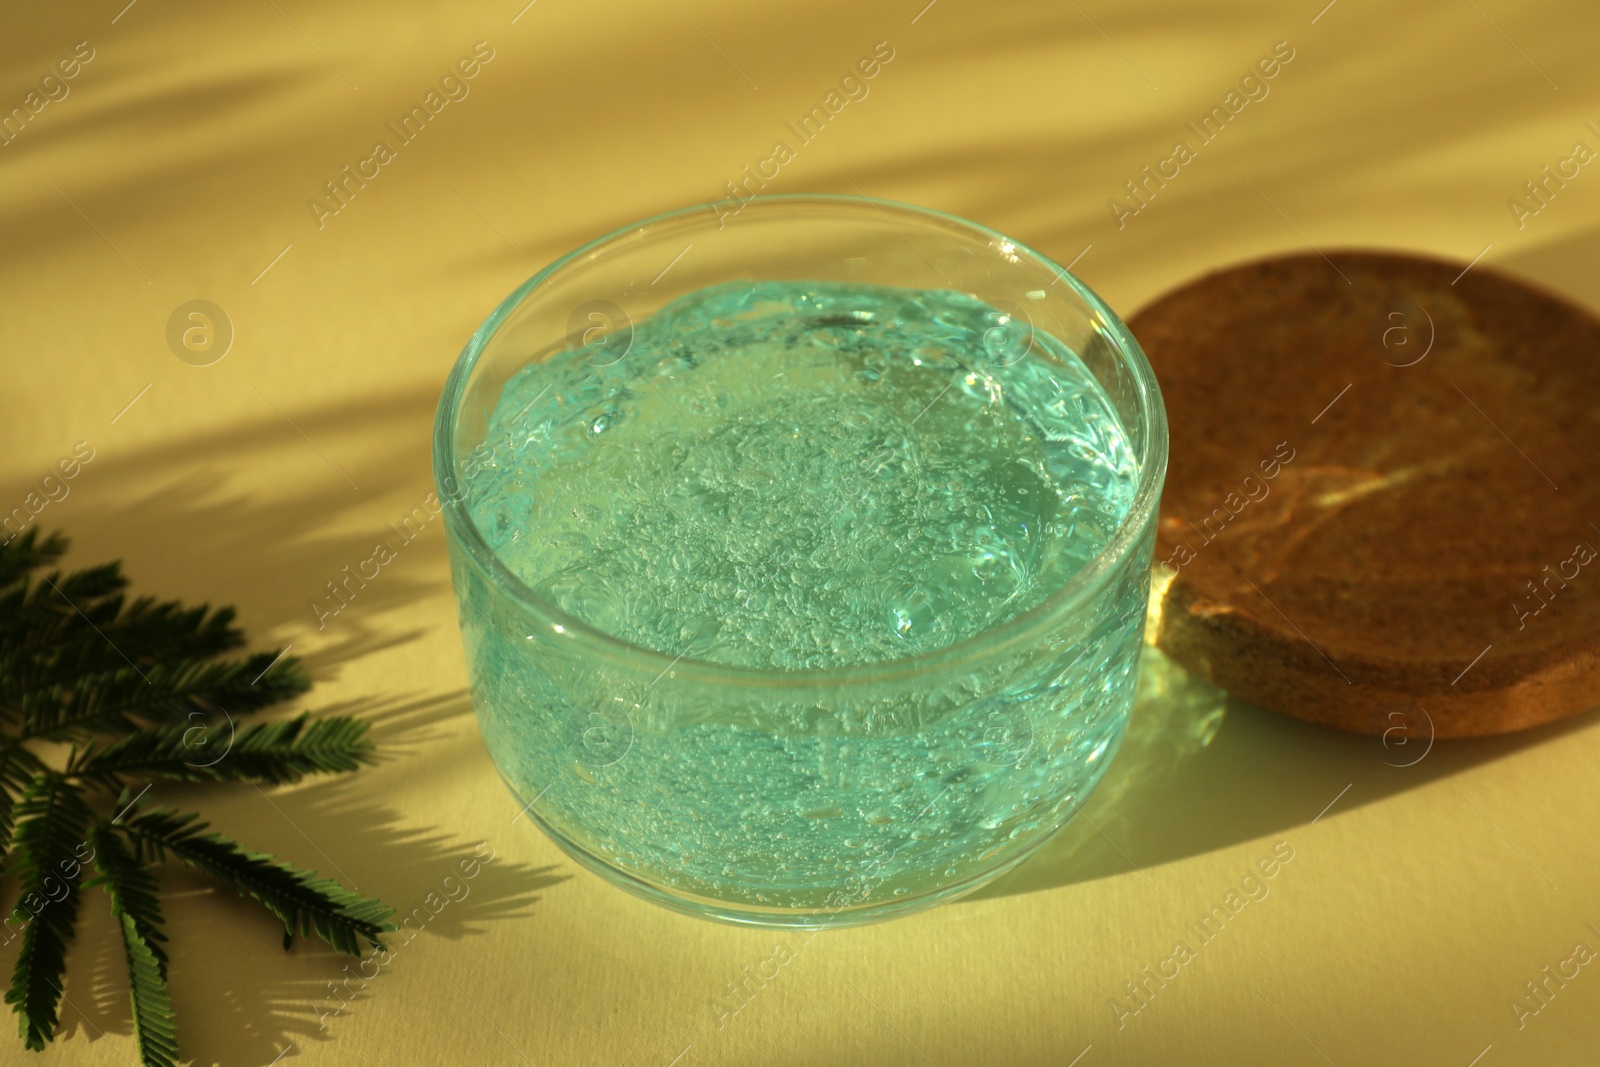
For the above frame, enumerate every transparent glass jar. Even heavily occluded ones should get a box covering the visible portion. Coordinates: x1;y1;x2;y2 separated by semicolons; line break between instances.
435;195;1167;927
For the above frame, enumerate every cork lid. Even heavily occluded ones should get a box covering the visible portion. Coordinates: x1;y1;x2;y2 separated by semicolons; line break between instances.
1131;251;1600;738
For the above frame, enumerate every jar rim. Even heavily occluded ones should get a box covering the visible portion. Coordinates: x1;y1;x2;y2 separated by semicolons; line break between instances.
433;193;1168;689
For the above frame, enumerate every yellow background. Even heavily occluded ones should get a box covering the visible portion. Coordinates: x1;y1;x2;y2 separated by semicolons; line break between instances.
3;0;1599;1063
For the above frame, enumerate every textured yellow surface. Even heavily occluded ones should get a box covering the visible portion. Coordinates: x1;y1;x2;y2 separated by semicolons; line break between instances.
3;1;1599;1064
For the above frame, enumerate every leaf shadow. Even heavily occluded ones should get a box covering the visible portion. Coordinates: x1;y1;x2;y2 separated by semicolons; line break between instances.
0;385;449;683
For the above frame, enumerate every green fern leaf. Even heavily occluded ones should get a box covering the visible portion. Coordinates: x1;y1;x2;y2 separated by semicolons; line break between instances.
0;563;128;656
16;652;309;742
0;741;47;871
71;714;373;788
85;823;177;1067
0;599;246;705
0;530;68;590
3;774;91;1050
121;807;392;957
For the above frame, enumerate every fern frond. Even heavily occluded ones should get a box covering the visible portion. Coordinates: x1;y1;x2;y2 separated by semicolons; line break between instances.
0;529;68;590
0;600;246;703
0;532;390;1065
71;714;373;789
3;775;91;1050
0;741;47;870
0;563;128;650
86;823;177;1067
121;807;392;957
16;652;310;741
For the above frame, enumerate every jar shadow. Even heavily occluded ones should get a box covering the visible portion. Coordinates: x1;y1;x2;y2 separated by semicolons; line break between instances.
972;647;1599;901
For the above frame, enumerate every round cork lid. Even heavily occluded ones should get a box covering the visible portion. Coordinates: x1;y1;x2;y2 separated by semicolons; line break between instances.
1131;250;1600;738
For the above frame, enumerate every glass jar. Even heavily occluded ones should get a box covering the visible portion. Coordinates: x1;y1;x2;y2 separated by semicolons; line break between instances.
435;195;1167;926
